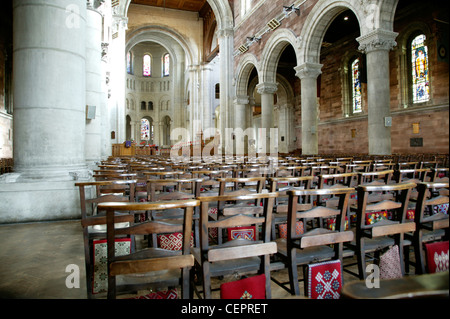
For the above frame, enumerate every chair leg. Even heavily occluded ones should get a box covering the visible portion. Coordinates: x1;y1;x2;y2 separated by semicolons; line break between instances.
414;230;426;274
202;262;212;299
263;255;272;299
181;267;191;299
287;248;300;295
356;237;366;280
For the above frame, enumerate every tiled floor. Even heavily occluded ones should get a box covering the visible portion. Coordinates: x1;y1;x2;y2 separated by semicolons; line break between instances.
0;219;397;299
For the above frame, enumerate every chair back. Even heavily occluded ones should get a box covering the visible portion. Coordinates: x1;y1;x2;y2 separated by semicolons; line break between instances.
99;199;200;299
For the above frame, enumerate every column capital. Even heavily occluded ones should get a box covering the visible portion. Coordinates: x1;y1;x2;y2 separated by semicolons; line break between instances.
295;62;322;80
256;82;278;95
217;27;234;38
234;95;249;105
357;29;398;53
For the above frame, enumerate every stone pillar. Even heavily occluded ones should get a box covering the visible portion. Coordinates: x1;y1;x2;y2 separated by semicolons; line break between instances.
357;29;398;155
256;82;278;154
201;64;213;136
234;95;249;155
85;3;103;166
295;63;322;155
12;0;87;180
217;27;234;155
109;15;127;144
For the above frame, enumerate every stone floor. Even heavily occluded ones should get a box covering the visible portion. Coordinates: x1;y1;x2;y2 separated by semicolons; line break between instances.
0;219;409;299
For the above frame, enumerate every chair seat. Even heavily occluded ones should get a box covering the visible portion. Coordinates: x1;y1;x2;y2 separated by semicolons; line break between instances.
347;236;412;252
276;238;336;264
191;247;261;276
405;229;446;243
115;268;181;293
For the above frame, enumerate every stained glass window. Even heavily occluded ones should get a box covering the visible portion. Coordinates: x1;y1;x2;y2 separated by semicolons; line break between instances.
411;34;429;103
163;53;170;77
143;54;151;77
141;119;150;141
127;51;132;74
351;57;362;113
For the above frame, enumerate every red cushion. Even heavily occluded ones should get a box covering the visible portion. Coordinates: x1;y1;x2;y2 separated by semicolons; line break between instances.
227;226;256;241
307;260;342;299
425;241;449;273
129;289;178;299
157;232;194;251
278;221;304;239
220;274;266;299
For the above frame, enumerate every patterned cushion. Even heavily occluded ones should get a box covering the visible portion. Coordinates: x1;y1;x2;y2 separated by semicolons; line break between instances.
157;232;194;251
406;209;415;220
433;203;449;215
129;289;178;299
307;260;342;299
227;226;256;241
278;221;304;239
92;238;131;294
220;274;266;299
425;241;449;273
326;216;349;231
365;210;392;225
379;245;403;279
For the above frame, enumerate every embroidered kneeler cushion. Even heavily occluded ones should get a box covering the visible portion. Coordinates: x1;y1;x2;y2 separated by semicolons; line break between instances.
433;203;449;215
365;210;392;225
326;216;349;231
157;232;194;251
307;260;342;299
227;226;256;241
278;221;304;239
208;207;218;242
92;238;131;294
129;289;179;299
220;274;266;299
425;241;449;273
379;245;403;280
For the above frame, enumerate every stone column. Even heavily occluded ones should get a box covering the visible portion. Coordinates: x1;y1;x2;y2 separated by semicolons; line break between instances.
295;63;322;155
12;0;87;180
85;3;103;166
217;27;234;155
109;15;127;144
357;29;398;155
201;64;213;136
234;95;249;155
256;82;278;154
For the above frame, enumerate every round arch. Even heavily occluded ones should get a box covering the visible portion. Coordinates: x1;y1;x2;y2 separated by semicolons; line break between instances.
298;0;398;65
235;53;259;98
259;28;301;84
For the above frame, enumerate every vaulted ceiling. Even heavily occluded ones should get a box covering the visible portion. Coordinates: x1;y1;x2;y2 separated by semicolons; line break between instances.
131;0;207;12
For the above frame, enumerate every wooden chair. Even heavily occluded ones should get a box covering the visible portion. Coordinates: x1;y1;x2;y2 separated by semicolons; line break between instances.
276;187;355;296
268;176;314;240
74;180;137;298
192;192;278;299
146;178;202;246
99;199;200;299
410;182;449;274
350;182;417;280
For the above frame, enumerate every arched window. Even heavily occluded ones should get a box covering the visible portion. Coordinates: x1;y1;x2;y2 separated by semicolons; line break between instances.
141;118;154;142
148;101;153;111
163;53;170;77
127;51;132;74
143;54;151;77
411;34;429;103
351;57;362;114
